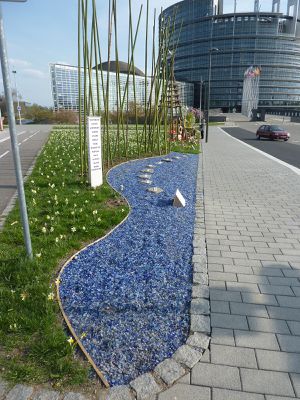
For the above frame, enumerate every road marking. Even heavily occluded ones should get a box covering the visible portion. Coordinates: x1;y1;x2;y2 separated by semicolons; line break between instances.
219;127;300;176
18;131;39;146
28;130;40;139
0;150;9;159
0;130;26;144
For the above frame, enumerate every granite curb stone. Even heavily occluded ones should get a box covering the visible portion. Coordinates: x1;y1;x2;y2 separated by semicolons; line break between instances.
173;345;203;369
154;359;186;386
129;374;161;400
6;385;34;400
63;393;88;400
104;386;135;400
32;390;60;400
0;379;8;398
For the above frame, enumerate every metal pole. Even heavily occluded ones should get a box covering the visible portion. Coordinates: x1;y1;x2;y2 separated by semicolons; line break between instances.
0;4;32;259
199;76;203;121
12;70;21;125
205;51;212;143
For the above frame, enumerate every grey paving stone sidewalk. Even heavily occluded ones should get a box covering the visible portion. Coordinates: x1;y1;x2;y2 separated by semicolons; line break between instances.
159;127;300;399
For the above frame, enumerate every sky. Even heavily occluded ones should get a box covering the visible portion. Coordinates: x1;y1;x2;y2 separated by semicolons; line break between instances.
0;0;288;107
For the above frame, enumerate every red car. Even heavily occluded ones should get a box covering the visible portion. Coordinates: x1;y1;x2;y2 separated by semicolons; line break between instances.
256;125;290;141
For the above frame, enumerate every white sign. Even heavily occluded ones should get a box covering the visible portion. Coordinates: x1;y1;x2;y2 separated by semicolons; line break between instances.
87;116;103;188
17;106;21;111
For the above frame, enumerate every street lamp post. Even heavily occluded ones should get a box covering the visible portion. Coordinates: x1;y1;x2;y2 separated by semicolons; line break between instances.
205;47;220;143
0;1;32;259
199;76;203;122
12;70;22;125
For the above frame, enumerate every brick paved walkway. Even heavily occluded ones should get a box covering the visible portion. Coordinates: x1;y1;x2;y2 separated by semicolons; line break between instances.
159;127;300;399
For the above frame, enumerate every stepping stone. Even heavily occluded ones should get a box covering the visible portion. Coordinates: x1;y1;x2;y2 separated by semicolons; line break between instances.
147;164;155;168
138;174;151;179
140;179;152;184
141;168;154;173
162;158;172;162
148;187;164;194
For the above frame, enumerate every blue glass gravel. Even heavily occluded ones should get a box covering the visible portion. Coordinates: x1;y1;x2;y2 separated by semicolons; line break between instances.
59;152;198;386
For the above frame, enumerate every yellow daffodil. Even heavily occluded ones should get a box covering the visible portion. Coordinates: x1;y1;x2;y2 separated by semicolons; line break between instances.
47;292;55;301
67;337;75;345
20;292;27;301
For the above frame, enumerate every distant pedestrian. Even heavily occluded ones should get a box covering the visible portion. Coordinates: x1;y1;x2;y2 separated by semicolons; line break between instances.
200;120;204;139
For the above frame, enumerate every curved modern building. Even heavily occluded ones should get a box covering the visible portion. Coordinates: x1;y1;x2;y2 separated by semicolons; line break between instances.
160;0;300;111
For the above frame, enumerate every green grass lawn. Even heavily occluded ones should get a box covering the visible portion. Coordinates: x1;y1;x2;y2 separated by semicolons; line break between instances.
0;125;200;390
0;127;129;389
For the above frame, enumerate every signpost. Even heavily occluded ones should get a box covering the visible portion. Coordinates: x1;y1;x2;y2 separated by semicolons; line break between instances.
87;116;103;188
0;0;32;259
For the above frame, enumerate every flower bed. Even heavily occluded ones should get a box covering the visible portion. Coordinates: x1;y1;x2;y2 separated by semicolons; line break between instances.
59;152;198;386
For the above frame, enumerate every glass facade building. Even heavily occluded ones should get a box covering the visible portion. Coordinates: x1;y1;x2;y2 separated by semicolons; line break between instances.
160;0;300;110
50;63;194;112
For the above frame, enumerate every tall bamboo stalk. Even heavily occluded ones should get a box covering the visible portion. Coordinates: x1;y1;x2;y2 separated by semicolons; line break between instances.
87;8;95;117
143;0;149;153
147;8;156;151
94;10;107;117
78;0;84;176
78;0;181;167
128;0;140;156
82;0;88;174
112;0;122;159
105;0;113;167
92;0;100;116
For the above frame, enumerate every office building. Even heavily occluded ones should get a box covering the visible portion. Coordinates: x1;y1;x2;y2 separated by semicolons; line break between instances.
160;0;300;111
50;62;194;113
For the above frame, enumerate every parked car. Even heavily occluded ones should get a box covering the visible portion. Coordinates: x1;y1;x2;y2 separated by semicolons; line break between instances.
256;125;290;141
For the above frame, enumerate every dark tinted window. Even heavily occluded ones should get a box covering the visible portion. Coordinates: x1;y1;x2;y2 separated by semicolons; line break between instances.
270;125;284;131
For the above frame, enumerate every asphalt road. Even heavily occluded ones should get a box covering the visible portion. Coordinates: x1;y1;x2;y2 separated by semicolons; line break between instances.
0;125;52;217
223;127;300;169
